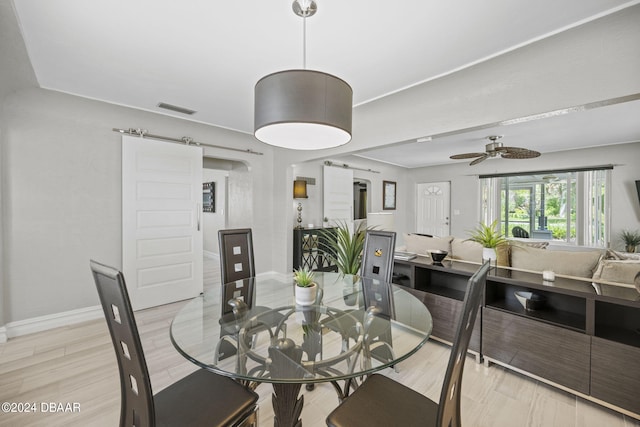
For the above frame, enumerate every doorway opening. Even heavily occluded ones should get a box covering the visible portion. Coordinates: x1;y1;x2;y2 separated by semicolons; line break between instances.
202;157;251;258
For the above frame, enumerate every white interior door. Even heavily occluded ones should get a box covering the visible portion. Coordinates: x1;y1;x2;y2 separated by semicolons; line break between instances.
323;165;354;227
122;136;203;310
416;182;451;236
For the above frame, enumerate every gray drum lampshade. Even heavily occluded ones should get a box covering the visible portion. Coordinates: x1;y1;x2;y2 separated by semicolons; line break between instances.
254;69;353;150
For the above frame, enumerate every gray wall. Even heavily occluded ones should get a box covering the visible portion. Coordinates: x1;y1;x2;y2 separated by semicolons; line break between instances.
407;143;640;248
1;87;274;323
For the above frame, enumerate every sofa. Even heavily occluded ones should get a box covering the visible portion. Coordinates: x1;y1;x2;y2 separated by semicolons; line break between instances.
398;233;640;293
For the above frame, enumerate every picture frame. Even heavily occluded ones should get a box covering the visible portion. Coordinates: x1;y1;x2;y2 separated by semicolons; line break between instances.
203;182;215;212
383;180;396;210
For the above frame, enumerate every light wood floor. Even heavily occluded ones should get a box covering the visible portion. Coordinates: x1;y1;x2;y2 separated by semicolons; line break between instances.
1;259;638;427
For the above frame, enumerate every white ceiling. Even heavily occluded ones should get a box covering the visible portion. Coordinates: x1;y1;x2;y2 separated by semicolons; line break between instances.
12;0;640;167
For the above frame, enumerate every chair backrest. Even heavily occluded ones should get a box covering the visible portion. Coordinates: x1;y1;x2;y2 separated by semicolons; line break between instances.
220;278;256;317
90;260;155;427
512;226;529;238
219;228;255;284
437;261;490;427
361;230;397;283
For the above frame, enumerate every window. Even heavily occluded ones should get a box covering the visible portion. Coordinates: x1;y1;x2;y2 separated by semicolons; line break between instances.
480;167;611;247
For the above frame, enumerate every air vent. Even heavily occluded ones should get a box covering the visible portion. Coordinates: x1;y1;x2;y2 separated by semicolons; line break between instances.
157;102;197;115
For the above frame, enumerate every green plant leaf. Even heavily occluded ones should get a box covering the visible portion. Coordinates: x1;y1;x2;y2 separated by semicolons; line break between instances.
467;220;507;248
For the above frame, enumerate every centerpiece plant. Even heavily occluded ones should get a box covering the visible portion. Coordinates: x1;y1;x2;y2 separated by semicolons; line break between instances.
293;267;315;287
293;267;317;305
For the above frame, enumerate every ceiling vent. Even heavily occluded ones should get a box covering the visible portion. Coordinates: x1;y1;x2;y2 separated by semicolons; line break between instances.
157;102;197;115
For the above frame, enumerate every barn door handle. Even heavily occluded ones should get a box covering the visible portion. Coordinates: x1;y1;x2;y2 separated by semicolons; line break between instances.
197;204;201;231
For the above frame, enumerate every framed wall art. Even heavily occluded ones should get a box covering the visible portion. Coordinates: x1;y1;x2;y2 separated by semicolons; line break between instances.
203;181;215;212
383;180;396;210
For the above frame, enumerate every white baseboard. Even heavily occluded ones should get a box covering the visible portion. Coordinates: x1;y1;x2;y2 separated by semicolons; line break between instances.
3;305;103;340
0;327;7;343
204;250;219;260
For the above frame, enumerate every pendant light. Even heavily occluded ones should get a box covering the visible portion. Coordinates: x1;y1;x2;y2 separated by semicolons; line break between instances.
254;0;353;150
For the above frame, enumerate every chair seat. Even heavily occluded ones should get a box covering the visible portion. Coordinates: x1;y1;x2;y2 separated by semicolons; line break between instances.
154;369;257;427
326;374;438;427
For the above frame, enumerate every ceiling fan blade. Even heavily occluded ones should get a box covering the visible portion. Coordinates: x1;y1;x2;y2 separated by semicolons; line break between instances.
469;154;489;165
501;146;531;153
501;149;541;159
449;152;485;160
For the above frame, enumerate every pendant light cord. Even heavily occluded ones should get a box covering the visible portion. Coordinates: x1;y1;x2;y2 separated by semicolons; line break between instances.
302;15;306;69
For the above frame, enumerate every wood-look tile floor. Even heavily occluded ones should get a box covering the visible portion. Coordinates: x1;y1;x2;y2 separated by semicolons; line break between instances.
1;258;638;427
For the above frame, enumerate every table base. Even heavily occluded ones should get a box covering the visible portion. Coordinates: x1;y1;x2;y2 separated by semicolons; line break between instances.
272;383;303;427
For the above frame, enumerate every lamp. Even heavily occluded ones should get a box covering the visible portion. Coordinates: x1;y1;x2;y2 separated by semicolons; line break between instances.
254;0;353;150
293;179;308;228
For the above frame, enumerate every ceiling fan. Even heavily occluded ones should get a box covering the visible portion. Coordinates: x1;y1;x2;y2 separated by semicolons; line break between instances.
449;135;541;165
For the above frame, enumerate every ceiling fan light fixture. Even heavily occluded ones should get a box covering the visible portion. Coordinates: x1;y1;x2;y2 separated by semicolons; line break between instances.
254;0;353;150
450;135;541;165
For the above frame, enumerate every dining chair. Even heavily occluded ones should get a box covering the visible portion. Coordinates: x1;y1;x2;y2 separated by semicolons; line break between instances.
326;261;490;427
217;228;286;361
361;230;397;283
512;226;529;238
219;228;256;284
90;260;258;427
324;231;397;361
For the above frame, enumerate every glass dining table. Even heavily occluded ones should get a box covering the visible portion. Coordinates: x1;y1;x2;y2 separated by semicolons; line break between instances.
170;272;433;427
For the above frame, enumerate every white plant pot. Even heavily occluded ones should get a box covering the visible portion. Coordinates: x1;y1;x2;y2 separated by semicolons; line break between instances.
295;283;318;306
482;247;497;262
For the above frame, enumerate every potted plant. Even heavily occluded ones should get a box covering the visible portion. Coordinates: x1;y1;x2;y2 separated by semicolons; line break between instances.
320;220;367;277
620;229;640;253
467;220;507;262
293;267;317;305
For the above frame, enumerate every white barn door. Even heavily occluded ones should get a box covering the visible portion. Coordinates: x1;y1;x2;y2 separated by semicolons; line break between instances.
122;136;203;310
323;165;354;227
416;182;451;237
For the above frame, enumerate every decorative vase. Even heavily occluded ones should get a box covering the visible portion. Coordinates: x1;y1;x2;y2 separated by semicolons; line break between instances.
482;247;497;262
295;283;317;306
626;244;637;253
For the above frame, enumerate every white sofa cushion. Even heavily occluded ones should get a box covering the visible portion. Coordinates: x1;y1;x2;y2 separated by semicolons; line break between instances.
510;244;603;278
450;238;483;263
403;233;452;256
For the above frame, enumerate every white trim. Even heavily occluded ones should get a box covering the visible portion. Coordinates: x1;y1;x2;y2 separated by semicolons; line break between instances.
3;305;103;340
203;250;219;260
0;326;7;343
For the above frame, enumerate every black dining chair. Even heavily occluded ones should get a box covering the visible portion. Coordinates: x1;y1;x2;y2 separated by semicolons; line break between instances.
324;231;397;360
217;228;286;361
361;230;397;283
512;226;529;238
326;261;490;427
219;228;256;284
90;260;258;427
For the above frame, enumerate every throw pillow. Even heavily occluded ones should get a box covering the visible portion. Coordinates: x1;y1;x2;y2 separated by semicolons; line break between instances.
592;259;640;286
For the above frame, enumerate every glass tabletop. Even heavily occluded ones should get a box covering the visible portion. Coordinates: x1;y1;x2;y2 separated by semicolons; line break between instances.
170;272;433;384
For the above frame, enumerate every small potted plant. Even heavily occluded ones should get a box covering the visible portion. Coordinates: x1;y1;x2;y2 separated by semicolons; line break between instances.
620;229;640;253
467;220;507;262
293;267;317;306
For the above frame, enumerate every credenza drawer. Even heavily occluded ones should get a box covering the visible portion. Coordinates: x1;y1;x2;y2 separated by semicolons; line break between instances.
483;307;590;394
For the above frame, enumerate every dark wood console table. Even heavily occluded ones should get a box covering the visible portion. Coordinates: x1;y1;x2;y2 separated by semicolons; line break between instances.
393;256;640;418
293;227;337;272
